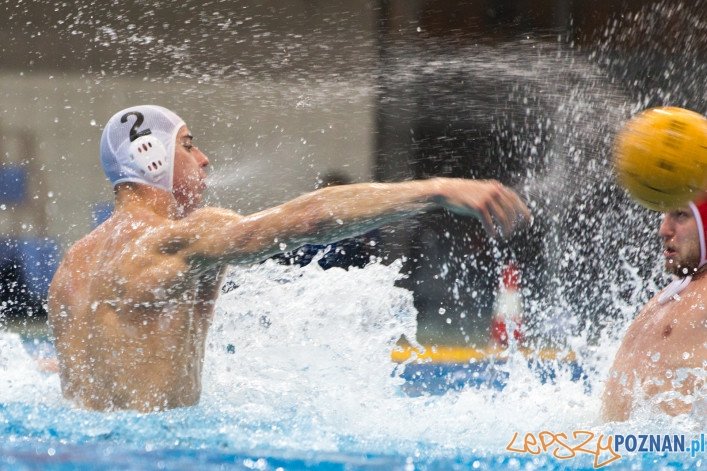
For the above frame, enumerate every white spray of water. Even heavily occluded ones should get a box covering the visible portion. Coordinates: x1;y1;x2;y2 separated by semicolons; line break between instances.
201;260;704;453
0;259;702;462
0;334;62;406
0;1;704;463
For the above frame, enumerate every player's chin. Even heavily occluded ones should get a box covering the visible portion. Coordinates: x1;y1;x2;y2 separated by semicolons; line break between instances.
665;260;697;277
664;257;681;276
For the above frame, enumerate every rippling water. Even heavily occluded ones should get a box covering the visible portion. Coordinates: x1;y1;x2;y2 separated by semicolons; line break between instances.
0;261;703;469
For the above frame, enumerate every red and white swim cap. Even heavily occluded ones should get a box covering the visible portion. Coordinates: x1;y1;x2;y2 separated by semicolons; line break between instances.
688;198;707;268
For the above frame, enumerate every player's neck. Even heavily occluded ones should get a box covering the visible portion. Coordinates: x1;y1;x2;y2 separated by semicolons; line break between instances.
114;183;179;218
690;264;707;281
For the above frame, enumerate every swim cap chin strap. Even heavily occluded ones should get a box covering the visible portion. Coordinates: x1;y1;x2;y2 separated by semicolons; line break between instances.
658;199;707;304
688;200;707;269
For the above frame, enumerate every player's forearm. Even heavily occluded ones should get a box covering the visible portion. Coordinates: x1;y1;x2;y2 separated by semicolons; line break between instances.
242;179;441;254
186;177;528;265
180;180;440;266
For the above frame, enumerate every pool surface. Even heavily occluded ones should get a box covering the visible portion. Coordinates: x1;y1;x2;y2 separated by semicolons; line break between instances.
1;263;704;470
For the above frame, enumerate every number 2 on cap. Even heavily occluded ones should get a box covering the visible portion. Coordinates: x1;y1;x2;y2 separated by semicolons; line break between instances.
121;111;152;142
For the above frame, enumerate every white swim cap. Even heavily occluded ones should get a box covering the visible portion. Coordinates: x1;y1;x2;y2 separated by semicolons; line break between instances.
100;105;185;192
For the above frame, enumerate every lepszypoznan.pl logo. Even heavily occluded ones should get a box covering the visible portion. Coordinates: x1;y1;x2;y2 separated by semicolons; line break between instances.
506;430;705;468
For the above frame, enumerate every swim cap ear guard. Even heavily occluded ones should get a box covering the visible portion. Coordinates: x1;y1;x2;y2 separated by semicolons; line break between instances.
128;135;169;183
100;105;185;193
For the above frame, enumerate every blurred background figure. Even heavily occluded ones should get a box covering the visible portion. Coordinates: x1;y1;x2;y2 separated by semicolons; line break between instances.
272;171;380;270
488;262;524;348
0;129;59;321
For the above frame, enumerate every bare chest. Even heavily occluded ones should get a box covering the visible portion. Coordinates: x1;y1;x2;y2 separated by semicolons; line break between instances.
622;295;704;373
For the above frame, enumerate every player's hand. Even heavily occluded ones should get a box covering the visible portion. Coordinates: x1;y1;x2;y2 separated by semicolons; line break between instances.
431;178;531;237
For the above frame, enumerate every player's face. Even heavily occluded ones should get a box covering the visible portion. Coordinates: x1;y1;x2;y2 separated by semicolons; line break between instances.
659;207;700;277
172;126;209;214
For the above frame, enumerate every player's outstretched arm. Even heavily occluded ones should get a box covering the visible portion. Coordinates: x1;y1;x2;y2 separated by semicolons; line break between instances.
163;178;530;269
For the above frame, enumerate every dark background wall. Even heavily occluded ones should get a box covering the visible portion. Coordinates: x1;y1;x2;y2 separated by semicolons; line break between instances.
373;0;706;343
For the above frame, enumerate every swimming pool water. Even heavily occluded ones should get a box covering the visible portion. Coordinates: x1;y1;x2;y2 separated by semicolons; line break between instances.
1;262;703;470
0;398;701;470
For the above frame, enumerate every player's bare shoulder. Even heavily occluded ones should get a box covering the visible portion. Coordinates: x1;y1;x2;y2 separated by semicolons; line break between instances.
678;276;707;335
47;226;114;329
181;206;243;226
50;225;110;292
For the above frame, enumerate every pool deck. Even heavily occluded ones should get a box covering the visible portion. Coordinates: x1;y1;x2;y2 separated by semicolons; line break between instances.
391;344;576;363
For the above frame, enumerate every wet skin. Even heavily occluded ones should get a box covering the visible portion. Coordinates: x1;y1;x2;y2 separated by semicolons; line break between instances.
49;127;217;411
49;124;530;412
602;208;707;421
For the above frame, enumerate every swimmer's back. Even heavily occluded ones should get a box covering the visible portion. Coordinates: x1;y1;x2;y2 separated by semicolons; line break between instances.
48;209;209;411
48;214;142;404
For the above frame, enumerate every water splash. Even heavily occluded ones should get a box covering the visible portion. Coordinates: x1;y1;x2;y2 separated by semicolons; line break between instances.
1;0;705;467
1;261;701;465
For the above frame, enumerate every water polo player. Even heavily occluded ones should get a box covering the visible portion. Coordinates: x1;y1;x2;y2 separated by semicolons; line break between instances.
48;104;530;412
602;200;707;421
